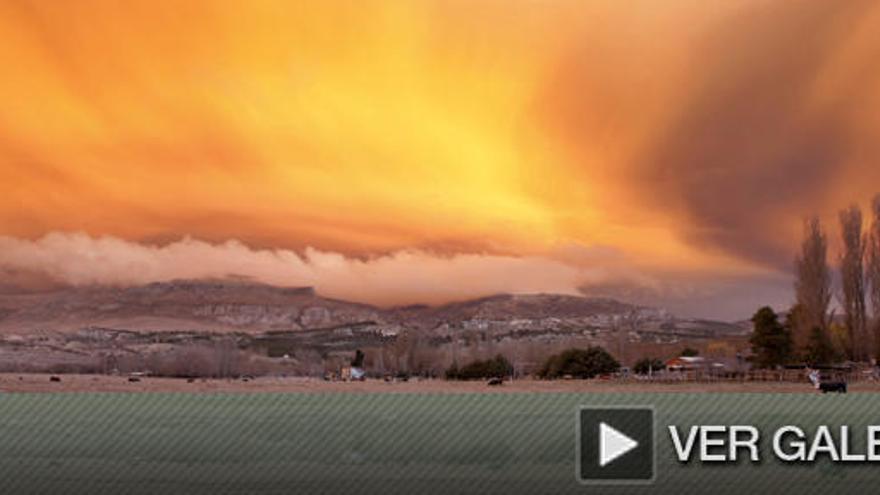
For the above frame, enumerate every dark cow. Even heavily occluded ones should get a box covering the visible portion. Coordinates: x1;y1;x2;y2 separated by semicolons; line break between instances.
819;381;847;394
808;369;847;394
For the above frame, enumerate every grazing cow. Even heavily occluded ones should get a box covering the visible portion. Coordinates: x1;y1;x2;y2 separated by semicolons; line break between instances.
819;381;847;393
487;377;503;386
128;377;141;383
49;376;61;382
808;369;847;394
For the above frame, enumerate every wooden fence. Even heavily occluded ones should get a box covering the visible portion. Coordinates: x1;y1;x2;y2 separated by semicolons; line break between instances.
626;368;878;383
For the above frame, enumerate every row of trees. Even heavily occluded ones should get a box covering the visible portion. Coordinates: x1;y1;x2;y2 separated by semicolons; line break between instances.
445;355;514;380
445;346;621;380
753;195;880;367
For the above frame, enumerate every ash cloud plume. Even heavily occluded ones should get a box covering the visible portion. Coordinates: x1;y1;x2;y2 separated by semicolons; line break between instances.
633;1;880;268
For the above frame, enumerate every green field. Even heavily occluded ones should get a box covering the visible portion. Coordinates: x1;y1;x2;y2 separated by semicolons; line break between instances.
1;393;878;494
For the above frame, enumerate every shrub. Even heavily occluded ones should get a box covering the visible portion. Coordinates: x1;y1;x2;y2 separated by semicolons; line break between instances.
633;357;665;375
446;355;513;380
538;346;619;379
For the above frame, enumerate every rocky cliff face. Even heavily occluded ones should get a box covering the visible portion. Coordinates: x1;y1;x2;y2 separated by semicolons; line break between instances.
0;280;752;374
392;293;660;327
0;280;380;333
0;279;747;339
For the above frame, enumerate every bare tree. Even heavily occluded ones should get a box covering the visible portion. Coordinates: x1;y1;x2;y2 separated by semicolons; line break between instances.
868;195;880;362
392;329;416;374
839;205;868;361
793;216;832;355
610;316;626;365
216;338;242;378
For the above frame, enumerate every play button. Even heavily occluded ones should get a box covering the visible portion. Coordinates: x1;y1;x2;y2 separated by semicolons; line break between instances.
599;422;639;466
577;407;654;484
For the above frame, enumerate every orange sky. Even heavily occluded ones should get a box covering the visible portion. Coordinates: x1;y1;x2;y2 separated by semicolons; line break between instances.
2;1;880;317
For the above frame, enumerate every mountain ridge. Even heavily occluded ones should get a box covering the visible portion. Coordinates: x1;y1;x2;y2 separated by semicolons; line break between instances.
0;279;746;337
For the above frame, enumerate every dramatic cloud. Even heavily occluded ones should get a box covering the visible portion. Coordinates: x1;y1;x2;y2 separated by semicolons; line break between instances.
0;232;789;319
0;232;587;306
539;1;880;268
1;1;878;318
629;1;880;267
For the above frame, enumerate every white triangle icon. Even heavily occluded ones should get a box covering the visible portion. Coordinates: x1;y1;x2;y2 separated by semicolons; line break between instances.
599;422;639;467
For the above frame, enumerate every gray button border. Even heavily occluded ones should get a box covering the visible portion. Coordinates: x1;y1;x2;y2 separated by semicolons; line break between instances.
575;405;657;486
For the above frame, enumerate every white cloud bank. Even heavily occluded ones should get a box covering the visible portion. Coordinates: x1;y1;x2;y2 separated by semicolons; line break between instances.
0;232;792;319
0;232;617;306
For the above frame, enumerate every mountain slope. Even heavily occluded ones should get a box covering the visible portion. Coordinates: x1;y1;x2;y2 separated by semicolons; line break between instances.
0;279;747;338
0;279;380;333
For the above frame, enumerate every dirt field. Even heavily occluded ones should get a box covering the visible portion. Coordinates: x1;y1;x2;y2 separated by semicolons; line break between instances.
3;373;880;393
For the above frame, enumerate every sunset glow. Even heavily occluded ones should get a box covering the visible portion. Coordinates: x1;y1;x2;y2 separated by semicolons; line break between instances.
2;1;880;317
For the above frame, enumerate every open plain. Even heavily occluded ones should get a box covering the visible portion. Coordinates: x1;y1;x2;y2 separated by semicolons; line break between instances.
3;373;880;394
